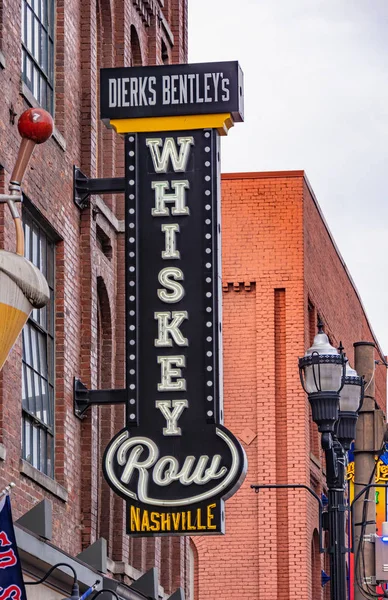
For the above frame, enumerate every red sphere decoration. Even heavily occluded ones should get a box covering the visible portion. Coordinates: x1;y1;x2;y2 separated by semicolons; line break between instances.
17;108;54;144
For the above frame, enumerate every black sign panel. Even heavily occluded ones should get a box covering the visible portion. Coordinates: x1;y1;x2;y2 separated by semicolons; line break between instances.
100;61;244;123
103;129;246;536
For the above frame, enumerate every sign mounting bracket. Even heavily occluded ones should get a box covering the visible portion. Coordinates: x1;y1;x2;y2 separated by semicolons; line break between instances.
73;377;126;418
73;165;125;210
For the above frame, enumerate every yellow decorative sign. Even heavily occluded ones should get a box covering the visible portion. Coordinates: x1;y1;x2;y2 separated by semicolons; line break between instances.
375;458;388;483
346;461;355;483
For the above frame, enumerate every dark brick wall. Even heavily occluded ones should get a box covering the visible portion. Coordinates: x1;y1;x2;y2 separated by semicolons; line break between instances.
0;0;190;596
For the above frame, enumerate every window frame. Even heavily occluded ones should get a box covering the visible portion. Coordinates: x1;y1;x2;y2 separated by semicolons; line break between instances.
21;0;55;114
21;202;56;478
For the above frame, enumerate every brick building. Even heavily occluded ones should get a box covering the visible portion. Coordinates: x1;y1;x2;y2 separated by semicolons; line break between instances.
0;0;193;598
0;1;386;599
193;171;387;600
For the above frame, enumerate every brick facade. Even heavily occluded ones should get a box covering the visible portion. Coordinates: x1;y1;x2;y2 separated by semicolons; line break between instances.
0;3;385;598
0;0;191;597
193;171;387;600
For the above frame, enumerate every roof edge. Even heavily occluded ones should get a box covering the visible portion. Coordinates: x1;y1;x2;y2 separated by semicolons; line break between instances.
221;170;305;180
302;174;385;358
221;169;385;357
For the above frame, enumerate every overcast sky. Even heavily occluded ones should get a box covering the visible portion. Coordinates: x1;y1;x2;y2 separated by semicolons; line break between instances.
189;0;388;357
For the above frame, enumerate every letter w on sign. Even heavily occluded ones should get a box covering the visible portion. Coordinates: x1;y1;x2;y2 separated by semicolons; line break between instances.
0;496;27;599
146;137;194;173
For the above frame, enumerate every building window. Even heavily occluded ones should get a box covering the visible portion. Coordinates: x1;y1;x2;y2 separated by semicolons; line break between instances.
21;0;55;113
189;541;198;600
130;25;142;66
161;39;169;64
311;529;321;598
22;207;55;477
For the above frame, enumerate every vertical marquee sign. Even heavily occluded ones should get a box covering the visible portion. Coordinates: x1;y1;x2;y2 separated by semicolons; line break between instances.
101;62;247;536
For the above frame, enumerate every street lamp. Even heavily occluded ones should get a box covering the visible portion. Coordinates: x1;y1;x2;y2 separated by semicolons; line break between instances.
299;321;364;600
336;362;364;451
298;321;346;432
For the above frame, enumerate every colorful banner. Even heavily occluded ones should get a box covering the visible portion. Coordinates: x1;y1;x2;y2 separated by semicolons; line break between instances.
347;444;388;599
0;495;27;600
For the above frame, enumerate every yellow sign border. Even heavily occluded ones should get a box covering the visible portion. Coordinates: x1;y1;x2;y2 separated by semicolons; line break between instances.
108;113;234;136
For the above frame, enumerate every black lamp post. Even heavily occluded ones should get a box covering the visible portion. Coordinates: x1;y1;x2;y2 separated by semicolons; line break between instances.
299;322;364;600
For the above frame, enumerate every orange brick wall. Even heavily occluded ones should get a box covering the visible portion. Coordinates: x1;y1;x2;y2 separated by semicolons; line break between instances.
193;171;386;600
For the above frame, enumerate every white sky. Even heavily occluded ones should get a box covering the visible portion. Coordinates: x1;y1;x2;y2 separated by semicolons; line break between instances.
189;0;388;356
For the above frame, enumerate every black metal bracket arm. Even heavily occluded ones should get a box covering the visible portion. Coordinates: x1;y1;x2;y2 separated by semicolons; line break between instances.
322;432;342;489
74;378;126;418
73;166;125;210
251;483;324;553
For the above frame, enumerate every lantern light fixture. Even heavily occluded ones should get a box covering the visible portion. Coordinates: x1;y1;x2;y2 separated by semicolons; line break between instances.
336;362;364;450
298;320;347;433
